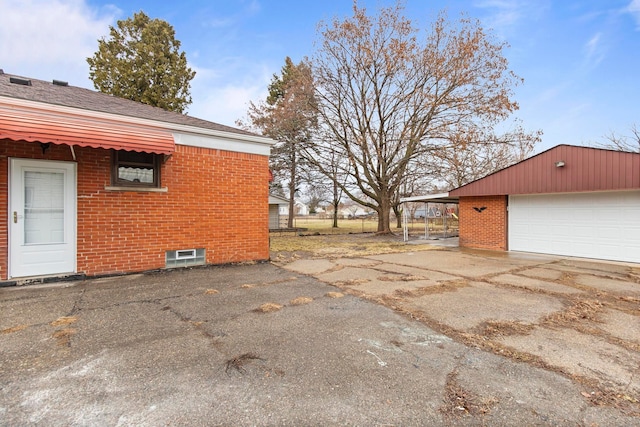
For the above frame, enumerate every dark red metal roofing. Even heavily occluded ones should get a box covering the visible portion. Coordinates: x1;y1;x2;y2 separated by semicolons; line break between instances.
0;103;175;154
449;145;640;196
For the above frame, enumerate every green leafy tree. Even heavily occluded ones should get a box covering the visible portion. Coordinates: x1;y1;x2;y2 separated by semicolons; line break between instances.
87;11;195;113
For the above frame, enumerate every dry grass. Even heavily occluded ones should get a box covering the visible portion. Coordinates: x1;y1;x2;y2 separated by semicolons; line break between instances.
225;353;265;374
392;279;469;298
474;320;535;338
289;296;313;306
241;284;257;289
379;275;425;282
254;303;283;313
50;316;78;327
326;292;345;298
626;269;640;283
52;328;76;347
440;370;497;418
543;299;604;326
270;234;435;261
1;324;28;334
339;278;370;286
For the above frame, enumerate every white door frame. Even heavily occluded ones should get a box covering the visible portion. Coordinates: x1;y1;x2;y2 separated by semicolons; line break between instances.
8;158;77;278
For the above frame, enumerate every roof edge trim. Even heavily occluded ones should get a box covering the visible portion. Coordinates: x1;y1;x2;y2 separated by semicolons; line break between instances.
0;96;276;148
400;192;459;203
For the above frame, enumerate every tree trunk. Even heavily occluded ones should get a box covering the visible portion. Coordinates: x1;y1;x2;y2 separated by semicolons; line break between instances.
332;179;339;228
393;205;402;229
287;149;296;229
377;196;392;234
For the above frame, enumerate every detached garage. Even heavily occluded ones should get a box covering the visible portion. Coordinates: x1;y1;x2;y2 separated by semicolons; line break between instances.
449;145;640;264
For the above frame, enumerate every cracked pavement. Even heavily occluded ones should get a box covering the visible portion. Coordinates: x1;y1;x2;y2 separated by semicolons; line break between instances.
1;247;639;426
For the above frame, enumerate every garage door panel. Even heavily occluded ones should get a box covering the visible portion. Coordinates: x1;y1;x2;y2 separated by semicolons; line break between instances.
621;208;640;221
596;226;623;239
509;191;640;263
551;225;570;237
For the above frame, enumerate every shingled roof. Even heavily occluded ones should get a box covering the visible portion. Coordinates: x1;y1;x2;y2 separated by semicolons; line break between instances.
0;71;258;137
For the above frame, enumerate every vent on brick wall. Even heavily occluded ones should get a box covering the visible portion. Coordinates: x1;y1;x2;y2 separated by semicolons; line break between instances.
166;248;205;268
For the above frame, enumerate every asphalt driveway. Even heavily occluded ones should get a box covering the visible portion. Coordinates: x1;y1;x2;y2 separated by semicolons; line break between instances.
1;247;639;425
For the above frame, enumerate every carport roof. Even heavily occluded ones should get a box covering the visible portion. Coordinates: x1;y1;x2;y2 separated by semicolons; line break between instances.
400;192;459;204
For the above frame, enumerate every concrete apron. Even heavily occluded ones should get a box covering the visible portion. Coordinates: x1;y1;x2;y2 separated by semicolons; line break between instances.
282;248;640;408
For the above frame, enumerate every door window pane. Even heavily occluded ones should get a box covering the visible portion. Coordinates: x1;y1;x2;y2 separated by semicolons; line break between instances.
24;171;64;244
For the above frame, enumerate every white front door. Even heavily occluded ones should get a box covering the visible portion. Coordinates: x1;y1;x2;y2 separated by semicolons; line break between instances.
9;158;77;278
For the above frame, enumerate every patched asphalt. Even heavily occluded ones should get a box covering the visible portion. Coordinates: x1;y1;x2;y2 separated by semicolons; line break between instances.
1;251;639;426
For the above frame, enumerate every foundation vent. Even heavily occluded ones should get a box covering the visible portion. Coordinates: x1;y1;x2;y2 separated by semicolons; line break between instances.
166;248;205;268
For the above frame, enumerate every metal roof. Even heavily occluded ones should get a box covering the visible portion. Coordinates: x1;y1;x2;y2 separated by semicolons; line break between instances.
400;192;459;204
268;194;290;205
0;102;174;154
449;144;640;197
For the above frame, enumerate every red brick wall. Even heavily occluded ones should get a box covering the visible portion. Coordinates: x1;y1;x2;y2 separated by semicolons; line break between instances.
0;139;270;279
458;195;508;251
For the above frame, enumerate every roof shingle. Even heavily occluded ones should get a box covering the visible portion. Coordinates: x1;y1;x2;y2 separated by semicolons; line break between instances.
0;71;259;137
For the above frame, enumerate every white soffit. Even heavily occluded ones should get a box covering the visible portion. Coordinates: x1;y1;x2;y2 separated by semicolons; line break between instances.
173;132;271;156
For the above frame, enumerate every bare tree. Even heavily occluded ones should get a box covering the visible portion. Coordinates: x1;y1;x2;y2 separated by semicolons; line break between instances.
600;124;640;153
430;122;541;188
311;3;529;233
238;57;318;228
302;129;352;228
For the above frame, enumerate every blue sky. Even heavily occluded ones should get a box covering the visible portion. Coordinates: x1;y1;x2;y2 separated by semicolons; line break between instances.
1;0;639;152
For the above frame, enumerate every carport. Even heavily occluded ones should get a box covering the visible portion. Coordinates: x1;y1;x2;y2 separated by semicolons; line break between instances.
400;193;459;242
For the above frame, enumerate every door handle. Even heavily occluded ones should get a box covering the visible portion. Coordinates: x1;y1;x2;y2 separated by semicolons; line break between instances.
13;211;17;224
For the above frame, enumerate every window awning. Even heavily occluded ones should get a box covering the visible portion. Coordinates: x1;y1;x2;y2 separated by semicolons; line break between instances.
0;104;175;154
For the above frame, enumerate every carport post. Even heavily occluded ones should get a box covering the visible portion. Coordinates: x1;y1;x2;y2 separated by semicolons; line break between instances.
444;203;447;238
402;203;409;242
424;202;429;240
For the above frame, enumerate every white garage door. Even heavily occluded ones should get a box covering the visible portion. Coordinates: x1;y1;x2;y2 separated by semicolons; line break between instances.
509;191;640;263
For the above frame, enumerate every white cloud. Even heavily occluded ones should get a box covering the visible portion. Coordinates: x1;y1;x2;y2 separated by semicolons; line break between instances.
0;0;116;87
627;0;640;28
187;64;273;126
205;17;236;29
472;0;549;37
244;0;261;15
0;0;273;130
474;0;522;28
584;32;605;66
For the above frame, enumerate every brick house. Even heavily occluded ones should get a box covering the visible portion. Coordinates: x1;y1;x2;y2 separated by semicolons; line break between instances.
402;145;640;264
0;72;274;282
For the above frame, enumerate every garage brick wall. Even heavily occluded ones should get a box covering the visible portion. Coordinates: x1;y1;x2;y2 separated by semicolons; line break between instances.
458;195;508;251
0;139;270;279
